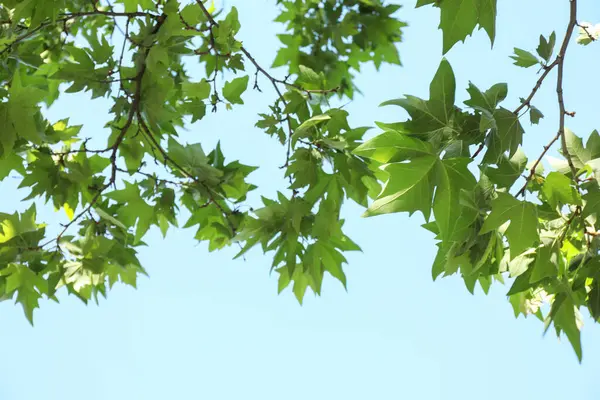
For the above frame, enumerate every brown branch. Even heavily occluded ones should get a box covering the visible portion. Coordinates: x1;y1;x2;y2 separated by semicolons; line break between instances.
557;0;579;180
515;0;579;197
471;142;485;159
49;146;112;156
513;61;558;115
115;16;131;99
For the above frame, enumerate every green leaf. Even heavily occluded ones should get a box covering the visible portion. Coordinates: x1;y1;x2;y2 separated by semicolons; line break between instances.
506;268;535;296
552;295;582;362
562;129;600;169
417;0;497;54
292;267;309;304
483;108;525;163
365;154;437;219
353;130;433;163
581;190;600;217
5;71;47;147
480;192;539;258
222;75;249;105
530;245;559;283
428;58;456;118
298;65;321;85
536;32;556;62
0;205;44;245
0;152;25;180
484;147;526;189
510;48;539;68
180;3;206;25
292;114;331;144
183;79;211;100
379;59;457;141
529;105;544;125
508;250;535;277
433;158;477;241
464;82;507;113
2;264;46;324
167;138;223;183
277;267;291;294
106;182;155;242
541;172;581;210
587;280;600;321
95;208;128;231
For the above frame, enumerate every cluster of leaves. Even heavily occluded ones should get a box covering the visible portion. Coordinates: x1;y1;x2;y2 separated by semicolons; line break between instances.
0;0;599;361
0;0;399;322
273;0;405;98
354;0;600;360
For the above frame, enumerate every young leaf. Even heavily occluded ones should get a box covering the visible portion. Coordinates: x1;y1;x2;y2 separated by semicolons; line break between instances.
529;105;544;125
536;32;556;62
510;48;539;68
480;192;539;258
223;75;249;104
541;172;581;210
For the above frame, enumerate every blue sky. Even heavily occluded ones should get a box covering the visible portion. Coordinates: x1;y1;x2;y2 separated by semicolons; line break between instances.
1;0;600;399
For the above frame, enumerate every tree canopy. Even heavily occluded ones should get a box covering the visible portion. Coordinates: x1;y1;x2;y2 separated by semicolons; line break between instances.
0;0;599;361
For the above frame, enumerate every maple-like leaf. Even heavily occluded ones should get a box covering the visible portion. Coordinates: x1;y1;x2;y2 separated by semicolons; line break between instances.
480;192;539;258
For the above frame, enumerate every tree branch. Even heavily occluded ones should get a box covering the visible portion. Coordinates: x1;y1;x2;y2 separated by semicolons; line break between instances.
515;0;579;197
513;60;558;115
556;0;579;180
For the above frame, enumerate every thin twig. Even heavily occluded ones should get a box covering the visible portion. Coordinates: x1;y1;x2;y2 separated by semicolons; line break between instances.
576;21;597;42
513;61;558;115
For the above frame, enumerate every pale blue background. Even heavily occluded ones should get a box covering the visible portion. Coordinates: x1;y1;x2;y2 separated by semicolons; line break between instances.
1;0;599;399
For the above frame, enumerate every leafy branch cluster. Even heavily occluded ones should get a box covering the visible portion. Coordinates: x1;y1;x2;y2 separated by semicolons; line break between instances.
355;0;600;360
0;0;599;361
0;0;400;322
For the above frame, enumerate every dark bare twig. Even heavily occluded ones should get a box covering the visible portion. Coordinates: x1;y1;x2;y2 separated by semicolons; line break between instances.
576;21;598;42
513;61;559;115
471;142;485;159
